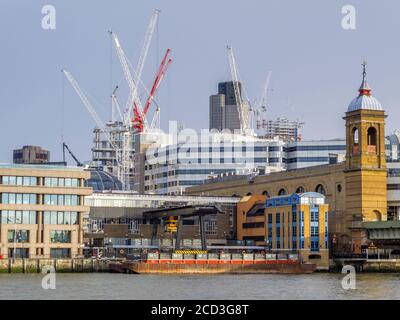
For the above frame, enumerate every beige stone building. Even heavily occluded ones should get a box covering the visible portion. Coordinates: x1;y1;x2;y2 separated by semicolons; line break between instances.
0;164;92;258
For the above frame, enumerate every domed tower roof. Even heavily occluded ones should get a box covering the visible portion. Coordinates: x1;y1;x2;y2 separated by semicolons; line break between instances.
347;61;383;112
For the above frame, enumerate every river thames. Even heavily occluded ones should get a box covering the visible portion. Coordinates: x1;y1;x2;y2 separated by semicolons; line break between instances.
0;273;400;299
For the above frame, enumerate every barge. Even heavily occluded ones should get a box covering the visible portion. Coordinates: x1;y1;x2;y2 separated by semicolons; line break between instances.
109;252;316;274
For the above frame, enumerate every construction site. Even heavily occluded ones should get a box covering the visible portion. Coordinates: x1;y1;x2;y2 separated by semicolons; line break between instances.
59;9;305;195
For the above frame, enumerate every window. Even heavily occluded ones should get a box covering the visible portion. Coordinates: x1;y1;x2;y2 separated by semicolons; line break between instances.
1;211;37;224
43;211;78;225
315;184;326;195
262;190;270;197
51;248;70;258
311;211;319;222
8;230;29;243
2;194;36;205
243;222;264;229
43;194;79;206
44;178;79;188
296;186;305;194
367;127;377;146
205;219;218;235
278;188;287;196
352;127;359;144
50;231;71;243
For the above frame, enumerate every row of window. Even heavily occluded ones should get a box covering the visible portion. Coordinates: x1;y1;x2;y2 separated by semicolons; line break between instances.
1;193;81;206
284;145;345;152
1;211;37;224
44;177;80;188
43;194;80;206
242;222;265;229
1;176;81;187
6;230;72;244
50;231;71;243
7;230;29;243
43;211;78;225
1;176;37;186
2;193;37;205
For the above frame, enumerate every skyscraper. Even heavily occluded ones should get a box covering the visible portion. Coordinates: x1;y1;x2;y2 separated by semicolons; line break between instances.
209;81;242;132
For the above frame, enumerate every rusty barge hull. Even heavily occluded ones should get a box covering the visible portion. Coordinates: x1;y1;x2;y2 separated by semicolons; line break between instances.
111;261;316;274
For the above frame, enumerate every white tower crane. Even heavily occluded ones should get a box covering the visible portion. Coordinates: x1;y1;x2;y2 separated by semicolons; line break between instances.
62;69;131;190
254;71;272;131
227;46;250;134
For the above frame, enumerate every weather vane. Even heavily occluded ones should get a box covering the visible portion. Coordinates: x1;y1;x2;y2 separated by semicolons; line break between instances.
362;60;367;81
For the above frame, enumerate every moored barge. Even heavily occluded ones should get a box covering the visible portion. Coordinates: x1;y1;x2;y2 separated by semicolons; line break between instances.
109;252;316;274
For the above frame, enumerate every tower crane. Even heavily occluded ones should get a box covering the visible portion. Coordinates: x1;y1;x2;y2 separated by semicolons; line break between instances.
254;71;272;130
111;85;124;122
134;48;172;132
227;46;250;134
110;31;144;130
62;69;130;189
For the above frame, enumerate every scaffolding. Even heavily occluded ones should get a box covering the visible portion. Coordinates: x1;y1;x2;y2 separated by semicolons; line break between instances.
91;121;135;189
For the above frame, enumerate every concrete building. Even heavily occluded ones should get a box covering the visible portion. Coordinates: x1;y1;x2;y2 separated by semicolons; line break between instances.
13;146;50;164
0;164;92;258
237;193;329;269
188;67;390;253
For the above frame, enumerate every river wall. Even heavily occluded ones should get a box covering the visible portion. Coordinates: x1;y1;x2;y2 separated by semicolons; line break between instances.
0;258;109;273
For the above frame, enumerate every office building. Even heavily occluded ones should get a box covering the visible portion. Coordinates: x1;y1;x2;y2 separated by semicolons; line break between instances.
13;146;50;164
143;133;286;195
284;139;346;170
237;193;329;269
0;164;92;258
209;81;248;131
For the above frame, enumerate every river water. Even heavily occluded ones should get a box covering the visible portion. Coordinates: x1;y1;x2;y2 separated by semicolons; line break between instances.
0;273;399;299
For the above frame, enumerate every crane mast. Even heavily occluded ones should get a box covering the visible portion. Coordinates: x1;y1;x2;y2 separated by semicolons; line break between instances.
227;46;250;134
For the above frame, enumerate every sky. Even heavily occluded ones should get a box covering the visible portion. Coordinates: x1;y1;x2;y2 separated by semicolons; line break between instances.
1;0;400;163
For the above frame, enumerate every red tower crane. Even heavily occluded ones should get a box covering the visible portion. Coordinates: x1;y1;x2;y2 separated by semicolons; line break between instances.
132;49;172;132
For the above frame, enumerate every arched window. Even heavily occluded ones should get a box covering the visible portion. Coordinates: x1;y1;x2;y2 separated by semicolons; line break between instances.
372;210;382;222
278;188;287;196
262;190;270;197
367;127;377;146
315;184;326;195
352;127;359;144
296;186;305;194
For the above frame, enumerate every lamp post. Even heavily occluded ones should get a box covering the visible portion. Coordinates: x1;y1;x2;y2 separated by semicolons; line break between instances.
6;217;17;262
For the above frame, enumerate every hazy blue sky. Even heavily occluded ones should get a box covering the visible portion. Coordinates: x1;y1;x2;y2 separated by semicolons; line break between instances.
1;0;400;163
